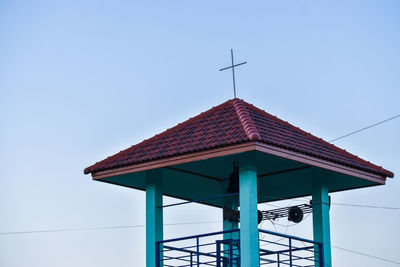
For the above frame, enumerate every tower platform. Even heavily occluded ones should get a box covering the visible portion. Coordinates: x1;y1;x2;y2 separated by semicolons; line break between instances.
157;229;323;267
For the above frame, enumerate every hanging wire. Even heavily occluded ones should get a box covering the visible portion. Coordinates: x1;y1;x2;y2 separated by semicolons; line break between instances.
332;245;400;265
329;114;400;142
0;221;220;235
331;202;400;210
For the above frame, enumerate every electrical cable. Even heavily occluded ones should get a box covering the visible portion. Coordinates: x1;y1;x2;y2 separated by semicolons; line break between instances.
329;114;400;142
261;218;290;245
273;213;312;228
332;245;400;265
5;199;397;236
331;202;400;210
260;185;400;211
2;219;400;265
0;221;220;235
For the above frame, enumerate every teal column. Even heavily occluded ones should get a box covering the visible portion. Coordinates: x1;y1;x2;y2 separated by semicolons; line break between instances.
223;215;238;233
146;170;163;267
239;166;260;267
223;200;239;265
312;184;332;267
223;201;239;237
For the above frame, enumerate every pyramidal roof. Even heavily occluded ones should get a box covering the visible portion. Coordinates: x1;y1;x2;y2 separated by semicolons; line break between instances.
84;99;393;178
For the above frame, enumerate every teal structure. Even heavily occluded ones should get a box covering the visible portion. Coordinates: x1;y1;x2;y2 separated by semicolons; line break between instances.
137;151;345;267
312;183;332;266
138;155;336;267
146;170;163;267
84;99;393;267
238;165;260;267
90;150;389;267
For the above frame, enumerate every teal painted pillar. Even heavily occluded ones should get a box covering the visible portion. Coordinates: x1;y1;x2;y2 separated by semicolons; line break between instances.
223;201;239;237
239;166;260;267
223;199;239;265
223;214;238;233
312;184;332;267
146;170;163;267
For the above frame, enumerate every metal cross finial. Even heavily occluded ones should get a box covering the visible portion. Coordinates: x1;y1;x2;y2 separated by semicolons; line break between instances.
219;49;247;99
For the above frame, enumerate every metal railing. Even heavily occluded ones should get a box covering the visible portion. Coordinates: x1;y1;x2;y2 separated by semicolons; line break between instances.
258;229;323;267
156;229;323;267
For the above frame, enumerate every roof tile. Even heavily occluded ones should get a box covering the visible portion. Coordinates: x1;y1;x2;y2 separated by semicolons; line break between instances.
84;99;393;178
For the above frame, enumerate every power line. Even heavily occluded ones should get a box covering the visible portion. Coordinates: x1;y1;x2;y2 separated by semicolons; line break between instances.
2;219;400;265
330;114;400;142
0;221;219;236
257;218;400;265
331;202;400;210
3;199;398;236
332;245;400;265
259;184;400;211
280;199;400;211
260;191;400;211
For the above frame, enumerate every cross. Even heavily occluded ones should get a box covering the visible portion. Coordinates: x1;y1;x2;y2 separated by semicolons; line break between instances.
219;49;247;99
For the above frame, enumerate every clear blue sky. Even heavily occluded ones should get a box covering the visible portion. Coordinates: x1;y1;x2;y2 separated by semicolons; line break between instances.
1;1;399;266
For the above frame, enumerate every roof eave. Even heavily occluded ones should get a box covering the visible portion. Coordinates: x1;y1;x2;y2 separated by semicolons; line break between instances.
254;141;387;184
88;141;389;185
90;142;256;180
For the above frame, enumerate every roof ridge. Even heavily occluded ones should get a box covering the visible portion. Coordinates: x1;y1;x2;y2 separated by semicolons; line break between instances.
232;98;261;141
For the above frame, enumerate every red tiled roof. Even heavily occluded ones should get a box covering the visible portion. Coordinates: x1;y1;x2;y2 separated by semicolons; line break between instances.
84;99;394;178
